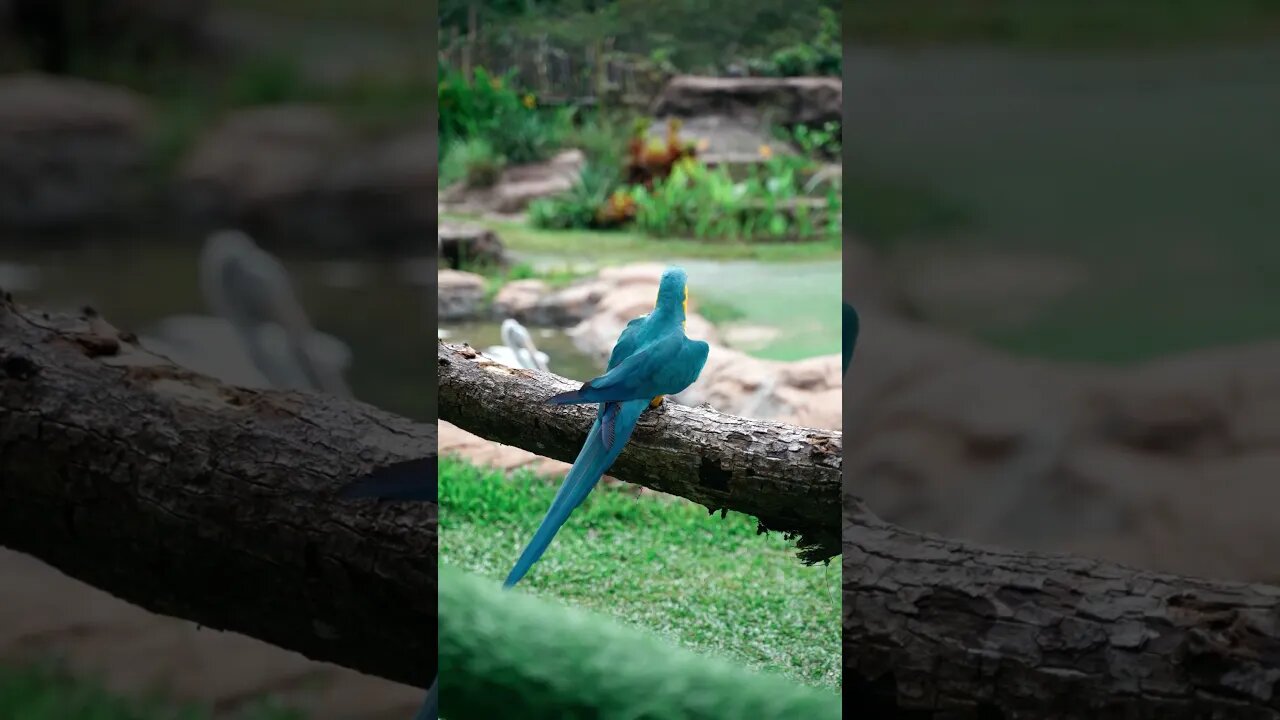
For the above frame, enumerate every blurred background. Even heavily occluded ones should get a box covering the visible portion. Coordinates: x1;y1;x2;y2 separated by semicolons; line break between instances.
0;1;433;718
433;0;844;708
843;2;1280;585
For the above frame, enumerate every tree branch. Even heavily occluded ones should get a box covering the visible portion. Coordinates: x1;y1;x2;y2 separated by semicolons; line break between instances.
842;495;1280;719
436;341;843;562
0;297;437;688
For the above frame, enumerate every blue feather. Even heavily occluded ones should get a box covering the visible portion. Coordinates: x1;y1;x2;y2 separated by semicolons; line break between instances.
503;399;648;588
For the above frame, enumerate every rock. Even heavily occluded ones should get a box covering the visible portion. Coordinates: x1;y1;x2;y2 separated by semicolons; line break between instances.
844;307;1280;583
894;250;1087;331
437;269;486;322
440;149;584;214
651;75;841;128
492;279;549;317
0;73;151;232
649;114;798;167
178;106;434;250
321;130;436;248
437;222;507;269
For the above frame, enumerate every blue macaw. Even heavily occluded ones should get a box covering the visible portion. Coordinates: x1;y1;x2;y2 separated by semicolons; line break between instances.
842;301;858;376
340;267;709;718
338;457;438;720
504;266;709;589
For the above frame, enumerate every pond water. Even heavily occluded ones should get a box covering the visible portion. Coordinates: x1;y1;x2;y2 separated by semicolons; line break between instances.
509;253;843;362
1;238;435;422
437;320;601;382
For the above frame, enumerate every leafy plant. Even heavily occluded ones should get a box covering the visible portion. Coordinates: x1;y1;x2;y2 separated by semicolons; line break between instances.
528;162;622;230
441;138;507;188
746;6;841;77
438;62;568;165
631;156;837;241
778;121;842;160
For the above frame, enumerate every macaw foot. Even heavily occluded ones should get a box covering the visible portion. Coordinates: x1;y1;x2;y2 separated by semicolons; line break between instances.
649;395;664;409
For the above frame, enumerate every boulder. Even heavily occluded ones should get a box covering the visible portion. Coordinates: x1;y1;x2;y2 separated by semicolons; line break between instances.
438;222;507;270
845;307;1280;584
178;106;434;250
440;149;584;215
437;269;486;322
651;75;841;128
0;73;151;232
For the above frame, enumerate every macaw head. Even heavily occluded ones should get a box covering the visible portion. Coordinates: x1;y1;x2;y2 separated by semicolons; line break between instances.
656;266;689;321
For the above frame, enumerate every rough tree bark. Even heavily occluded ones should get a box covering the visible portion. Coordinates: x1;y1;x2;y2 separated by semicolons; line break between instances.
843;498;1280;719
4;300;1280;719
0;297;437;687
436;341;843;562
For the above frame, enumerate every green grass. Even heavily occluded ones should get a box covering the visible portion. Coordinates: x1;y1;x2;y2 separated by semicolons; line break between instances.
437;458;841;691
441;213;842;263
0;663;301;720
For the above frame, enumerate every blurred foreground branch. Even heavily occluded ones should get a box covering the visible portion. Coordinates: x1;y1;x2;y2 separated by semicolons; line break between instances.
0;296;437;687
842;481;1280;718
436;341;843;562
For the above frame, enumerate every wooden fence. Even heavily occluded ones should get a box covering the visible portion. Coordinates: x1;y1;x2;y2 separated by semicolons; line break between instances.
438;19;672;109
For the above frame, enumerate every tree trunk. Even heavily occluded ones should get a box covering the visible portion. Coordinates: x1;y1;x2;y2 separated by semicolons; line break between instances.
436;341;843;563
0;297;437;687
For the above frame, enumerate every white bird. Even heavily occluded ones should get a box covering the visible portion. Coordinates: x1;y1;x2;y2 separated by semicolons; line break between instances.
144;230;353;396
485;318;549;371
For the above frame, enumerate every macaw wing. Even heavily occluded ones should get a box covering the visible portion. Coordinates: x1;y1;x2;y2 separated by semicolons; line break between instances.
658;337;709;396
607;315;649;371
546;332;685;406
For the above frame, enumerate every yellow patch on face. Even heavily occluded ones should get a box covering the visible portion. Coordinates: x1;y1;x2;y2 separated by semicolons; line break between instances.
682;286;689;328
650;396;664;408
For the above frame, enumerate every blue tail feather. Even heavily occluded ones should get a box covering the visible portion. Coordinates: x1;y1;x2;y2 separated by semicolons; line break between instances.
503;399;647;589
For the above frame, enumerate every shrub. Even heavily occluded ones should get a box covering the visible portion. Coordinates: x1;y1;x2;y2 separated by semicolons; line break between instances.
438;62;568;165
528;162;622;230
442;138;507;188
746;7;841;77
632;155;840;241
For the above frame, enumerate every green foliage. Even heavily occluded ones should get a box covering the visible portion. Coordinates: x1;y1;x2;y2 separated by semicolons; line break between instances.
777;121;842;161
528;162;622;230
437;457;841;690
746;6;841;77
441;0;841;74
441;138;507;189
439;63;569;167
632;156;838;241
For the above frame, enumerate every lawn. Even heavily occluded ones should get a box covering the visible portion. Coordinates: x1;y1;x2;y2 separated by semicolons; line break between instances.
442;213;842;264
436;458;842;691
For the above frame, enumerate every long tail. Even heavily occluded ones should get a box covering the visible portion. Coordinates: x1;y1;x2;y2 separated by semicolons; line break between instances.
413;675;439;720
503;399;648;589
338;457;437;502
